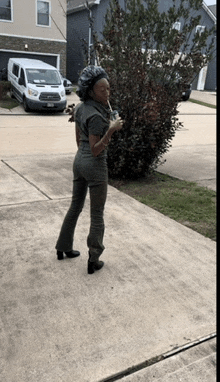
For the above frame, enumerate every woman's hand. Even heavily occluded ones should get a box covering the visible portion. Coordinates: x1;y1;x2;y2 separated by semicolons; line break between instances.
89;116;124;157
109;116;124;132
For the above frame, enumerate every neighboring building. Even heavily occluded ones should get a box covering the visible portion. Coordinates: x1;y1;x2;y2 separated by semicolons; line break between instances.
205;4;217;90
208;4;216;17
0;0;67;76
67;0;216;90
66;0;122;83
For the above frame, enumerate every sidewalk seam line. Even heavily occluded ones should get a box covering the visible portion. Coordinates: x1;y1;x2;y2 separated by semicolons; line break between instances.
1;159;52;200
0;197;72;208
97;333;216;382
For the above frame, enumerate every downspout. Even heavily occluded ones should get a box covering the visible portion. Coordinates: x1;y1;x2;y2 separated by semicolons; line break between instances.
84;0;101;65
88;7;92;65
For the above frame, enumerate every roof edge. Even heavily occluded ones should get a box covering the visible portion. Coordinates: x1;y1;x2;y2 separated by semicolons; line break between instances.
202;2;216;23
67;0;101;15
67;1;216;23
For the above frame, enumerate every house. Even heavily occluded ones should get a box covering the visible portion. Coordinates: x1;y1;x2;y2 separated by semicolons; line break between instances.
208;4;216;17
0;0;67;77
66;0;125;83
67;0;216;90
205;4;217;90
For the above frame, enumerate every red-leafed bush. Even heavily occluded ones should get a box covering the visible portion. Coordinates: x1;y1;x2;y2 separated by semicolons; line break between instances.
93;0;215;179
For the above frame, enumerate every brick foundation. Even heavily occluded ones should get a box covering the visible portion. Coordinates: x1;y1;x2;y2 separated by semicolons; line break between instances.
0;35;66;75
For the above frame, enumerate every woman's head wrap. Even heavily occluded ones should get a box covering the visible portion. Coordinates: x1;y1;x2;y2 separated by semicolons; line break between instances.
76;65;109;102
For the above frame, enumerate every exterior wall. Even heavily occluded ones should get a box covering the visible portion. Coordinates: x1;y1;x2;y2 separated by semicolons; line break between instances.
0;0;66;41
156;0;216;90
67;0;120;83
92;0;126;39
0;0;67;76
205;45;216;90
0;35;66;74
67;0;216;90
92;0;108;40
67;9;90;83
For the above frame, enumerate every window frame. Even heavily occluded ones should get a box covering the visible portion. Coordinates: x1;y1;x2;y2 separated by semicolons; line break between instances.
195;25;206;35
172;22;181;31
36;0;51;28
0;0;13;22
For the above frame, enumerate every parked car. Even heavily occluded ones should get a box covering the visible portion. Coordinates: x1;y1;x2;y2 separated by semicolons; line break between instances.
181;83;192;101
147;64;192;101
8;58;67;112
60;73;73;94
174;71;192;101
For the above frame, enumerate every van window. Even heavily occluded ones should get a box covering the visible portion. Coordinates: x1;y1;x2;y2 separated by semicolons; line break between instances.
12;64;19;77
20;68;26;87
26;69;61;85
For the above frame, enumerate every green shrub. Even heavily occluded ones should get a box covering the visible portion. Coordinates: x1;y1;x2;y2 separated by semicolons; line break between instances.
0;81;11;100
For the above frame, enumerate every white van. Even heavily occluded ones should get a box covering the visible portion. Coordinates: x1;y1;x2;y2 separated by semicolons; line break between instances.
7;58;67;112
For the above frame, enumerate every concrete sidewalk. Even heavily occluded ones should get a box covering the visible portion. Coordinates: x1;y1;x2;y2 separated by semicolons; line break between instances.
190;90;216;106
0;171;216;381
0;91;216;382
157;91;216;191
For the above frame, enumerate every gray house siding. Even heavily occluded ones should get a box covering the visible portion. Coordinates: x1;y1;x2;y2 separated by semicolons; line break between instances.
157;0;216;90
92;0;126;40
67;0;119;82
67;0;216;90
67;0;127;82
67;9;90;82
92;0;109;40
205;47;216;90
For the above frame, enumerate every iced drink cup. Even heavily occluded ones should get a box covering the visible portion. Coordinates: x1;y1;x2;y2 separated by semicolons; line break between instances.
110;110;119;121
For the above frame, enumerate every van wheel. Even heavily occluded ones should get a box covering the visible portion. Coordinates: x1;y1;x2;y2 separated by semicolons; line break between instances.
23;97;30;112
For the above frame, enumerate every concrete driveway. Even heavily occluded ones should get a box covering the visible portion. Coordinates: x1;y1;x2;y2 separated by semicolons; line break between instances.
0;90;216;190
0;91;216;382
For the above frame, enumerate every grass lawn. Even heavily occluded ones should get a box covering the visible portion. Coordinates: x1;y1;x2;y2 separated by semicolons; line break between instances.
109;172;216;241
189;98;216;109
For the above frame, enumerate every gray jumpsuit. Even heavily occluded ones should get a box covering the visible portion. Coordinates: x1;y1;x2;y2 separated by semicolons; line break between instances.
55;99;110;261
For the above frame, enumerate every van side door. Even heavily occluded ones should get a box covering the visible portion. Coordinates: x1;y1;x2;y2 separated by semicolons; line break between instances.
19;68;27;90
11;64;22;102
17;68;27;103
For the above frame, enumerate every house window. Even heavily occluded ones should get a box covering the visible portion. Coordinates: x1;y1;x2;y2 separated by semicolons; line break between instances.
0;0;12;21
196;25;205;35
37;0;50;26
172;22;181;31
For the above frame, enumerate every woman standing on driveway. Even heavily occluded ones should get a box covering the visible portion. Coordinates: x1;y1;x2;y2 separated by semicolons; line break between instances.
55;65;123;274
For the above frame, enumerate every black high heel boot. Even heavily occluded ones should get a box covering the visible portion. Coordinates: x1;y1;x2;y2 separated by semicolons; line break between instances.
57;250;80;260
87;259;104;274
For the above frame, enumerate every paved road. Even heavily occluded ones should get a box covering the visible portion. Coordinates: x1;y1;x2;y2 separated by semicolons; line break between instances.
0;91;216;382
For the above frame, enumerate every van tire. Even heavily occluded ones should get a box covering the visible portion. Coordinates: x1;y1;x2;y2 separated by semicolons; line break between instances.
23;97;30;112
